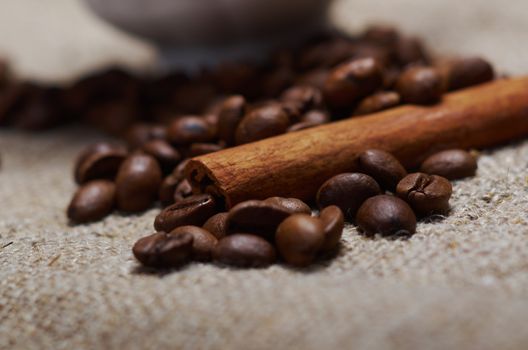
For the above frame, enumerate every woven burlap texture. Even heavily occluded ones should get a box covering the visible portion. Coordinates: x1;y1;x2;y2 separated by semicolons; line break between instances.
2;0;528;349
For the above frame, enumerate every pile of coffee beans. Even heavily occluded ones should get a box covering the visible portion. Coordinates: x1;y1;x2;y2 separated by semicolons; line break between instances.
0;25;489;269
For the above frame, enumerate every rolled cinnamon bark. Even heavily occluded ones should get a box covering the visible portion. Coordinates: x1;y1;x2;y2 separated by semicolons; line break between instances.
186;77;528;208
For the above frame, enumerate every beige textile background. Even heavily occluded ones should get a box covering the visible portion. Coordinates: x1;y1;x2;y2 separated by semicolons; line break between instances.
1;1;528;349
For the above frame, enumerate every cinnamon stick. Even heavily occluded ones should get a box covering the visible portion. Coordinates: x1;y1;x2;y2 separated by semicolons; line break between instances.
186;77;528;208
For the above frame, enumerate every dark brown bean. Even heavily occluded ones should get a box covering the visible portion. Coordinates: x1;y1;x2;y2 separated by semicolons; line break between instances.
174;179;193;202
167;116;215;145
169;226;218;261
115;154;162;212
396;173;452;216
287;121;322;133
67;180;116;223
234;105;289;145
301;110;331;124
361;25;399;46
217;95;247;145
396;66;443;105
213;234;276;268
356;195;416;237
74;142;127;184
132;231;193;268
280;85;324;116
395;37;429;66
296;69;329;91
159;174;179;207
358;149;407;191
125;123;166;149
317;173;381;219
323;57;384;109
263;197;311;215
319;205;345;252
446;57;494;91
142;139;181;173
202;212;229;239
354;91;401;115
275;214;325;267
420;149;477;180
154;194;218;232
227;199;292;237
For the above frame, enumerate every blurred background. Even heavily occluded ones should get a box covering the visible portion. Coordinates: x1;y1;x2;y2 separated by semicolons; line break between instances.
0;0;526;82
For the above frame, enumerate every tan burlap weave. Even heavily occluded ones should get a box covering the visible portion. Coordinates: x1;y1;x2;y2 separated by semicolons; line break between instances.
1;0;528;349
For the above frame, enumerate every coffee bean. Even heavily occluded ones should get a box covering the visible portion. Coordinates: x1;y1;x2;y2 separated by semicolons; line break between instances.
125;123;166;149
234;105;289;145
167;116;215;145
362;25;399;46
67;180;116;223
301;110;331;124
142;139;181;173
280;85;324;116
323;57;384;109
396;173;452;216
396;66;443;105
287;120;322;133
263;197;311;215
298;38;354;71
296;69;329;91
319;205;344;252
213;234;276;268
169;226;218;261
354;91;400;115
159;173;179;207
358;149;407;191
420;149;477;180
446;57;494;91
132;231;193;268
217;95;247;145
395;37;429;66
74;142;127;184
174;179;193;202
356;195;416;237
115;153;162;212
275;214;325;267
154;194;218;232
317;173;381;219
258;66;295;98
187;143;223;158
227;199;292;236
202;212;229;239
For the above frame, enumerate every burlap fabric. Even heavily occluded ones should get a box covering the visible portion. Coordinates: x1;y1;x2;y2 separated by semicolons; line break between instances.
1;1;528;349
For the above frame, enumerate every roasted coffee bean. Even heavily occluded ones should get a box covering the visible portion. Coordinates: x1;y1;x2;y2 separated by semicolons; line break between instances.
187;143;223;157
280;85;324;116
12;85;66;130
154;194;218;232
396;66;443;105
287;121;321;133
74;142;127;184
167;116;215;145
258;66;295;98
142;139;181;173
354;91;401;115
276;214;325;267
125;123;166;149
446;57;494;91
317;173;381;219
217;95;247;145
420;149;477;180
203;212;229;239
298;38;354;71
132;231;193;268
356;195;416;237
159;173;179;207
227;199;292;236
296;69;329;90
301;110;331;124
172;159;191;181
174;179;193;202
83;100;139;136
396;173;452;216
115;154;162;212
395;37;429;66
263;197;311;215
323;57;384;109
169;226;218;261
319;205;345;252
361;25;399;46
67;180;116;223
213;234;276;268
234;104;289;145
358;149;407;191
